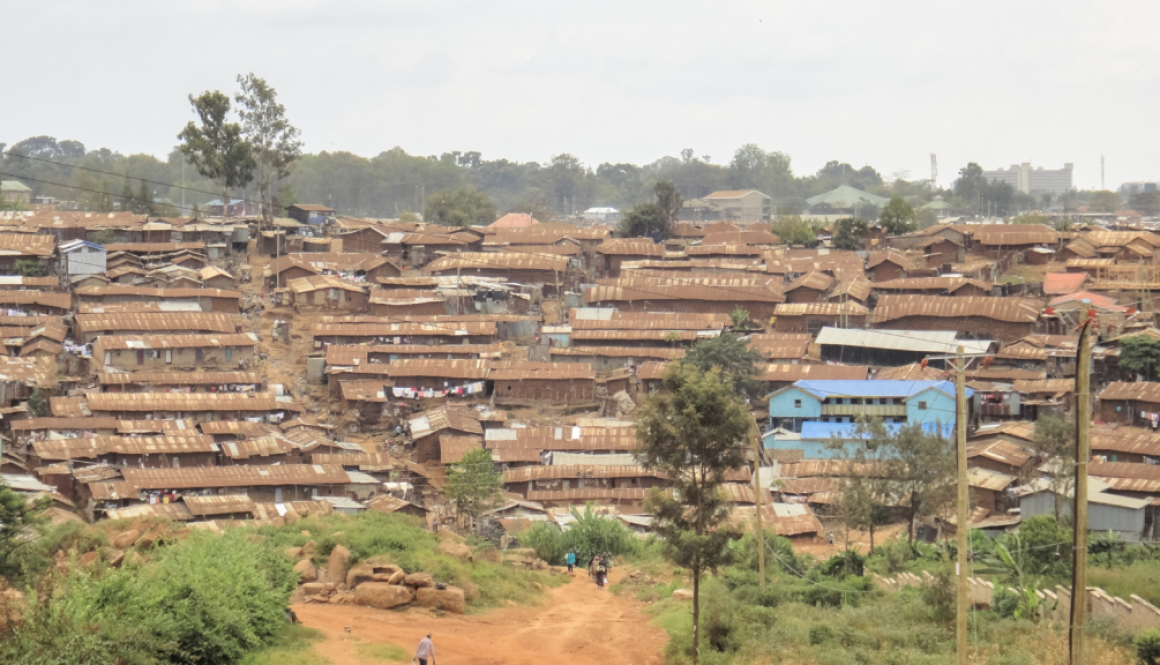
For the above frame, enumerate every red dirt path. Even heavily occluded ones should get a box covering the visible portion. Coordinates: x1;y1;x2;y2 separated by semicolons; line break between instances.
292;569;668;665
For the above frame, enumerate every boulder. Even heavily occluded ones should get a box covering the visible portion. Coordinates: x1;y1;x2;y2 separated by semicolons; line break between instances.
415;587;466;614
112;530;141;550
437;539;474;563
404;572;434;588
125;551;145;568
477;548;502;564
136;533;159;549
329;593;354;605
293;559;317;583
106;549;125;568
288;588;306;605
80;551;99;567
672;589;694;602
346;563;375;588
612;390;635;416
324;583;337;592
285;547;304;560
354;582;414;609
301;582;327;596
301;540;317;557
305;594;330;604
388;570;406;585
371;563;403;577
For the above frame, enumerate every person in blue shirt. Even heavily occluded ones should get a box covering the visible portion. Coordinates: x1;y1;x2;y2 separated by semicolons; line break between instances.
565;551;576;574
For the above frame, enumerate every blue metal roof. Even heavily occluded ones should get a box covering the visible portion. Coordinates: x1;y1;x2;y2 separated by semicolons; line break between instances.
793;380;971;399
800;420;955;440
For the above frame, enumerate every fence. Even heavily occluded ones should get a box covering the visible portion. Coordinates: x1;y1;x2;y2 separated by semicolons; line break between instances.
872;571;1160;633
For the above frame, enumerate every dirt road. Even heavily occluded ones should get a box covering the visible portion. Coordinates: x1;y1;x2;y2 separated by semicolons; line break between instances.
293;570;668;665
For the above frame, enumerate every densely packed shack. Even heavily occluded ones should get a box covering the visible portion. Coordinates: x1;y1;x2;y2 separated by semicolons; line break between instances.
1;201;1160;545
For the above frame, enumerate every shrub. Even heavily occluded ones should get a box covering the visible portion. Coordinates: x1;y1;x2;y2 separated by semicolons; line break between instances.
992;585;1020;619
1137;629;1160;665
809;624;834;645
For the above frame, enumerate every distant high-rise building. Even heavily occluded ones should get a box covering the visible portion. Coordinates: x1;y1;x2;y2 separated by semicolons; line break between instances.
981;163;1073;195
1120;181;1158;197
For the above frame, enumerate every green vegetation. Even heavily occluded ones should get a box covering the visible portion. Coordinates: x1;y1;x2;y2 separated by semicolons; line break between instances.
522;503;640;565
679;332;763;398
424;185;497;226
619;180;681;238
879;196;916;235
635;364;751;665
235;73;304;223
445;447;503;522
770;214;817;245
13;258;43;277
355;642;410;662
177;90;256;216
1120;335;1160;382
831;216;868;250
240;625;328;665
0;480;51;580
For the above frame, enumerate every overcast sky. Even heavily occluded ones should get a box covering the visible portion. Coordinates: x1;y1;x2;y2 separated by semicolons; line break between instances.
4;1;1158;189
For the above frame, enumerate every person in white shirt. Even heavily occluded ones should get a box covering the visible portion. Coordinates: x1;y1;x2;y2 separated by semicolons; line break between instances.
415;633;436;665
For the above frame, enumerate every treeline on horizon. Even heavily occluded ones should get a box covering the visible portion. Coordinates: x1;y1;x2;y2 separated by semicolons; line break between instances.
2;134;1153;221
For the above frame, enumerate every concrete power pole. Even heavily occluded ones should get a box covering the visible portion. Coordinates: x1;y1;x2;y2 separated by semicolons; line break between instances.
1070;321;1093;665
931;154;938;190
955;346;969;665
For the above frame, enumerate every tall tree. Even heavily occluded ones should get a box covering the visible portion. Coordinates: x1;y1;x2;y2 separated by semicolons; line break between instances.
425;185;497;226
831;216;868;250
728;144;792;196
0;480;48;578
879;196;916;235
634;364;750;665
1119;335;1160;381
771;215;817;246
1033;415;1075;520
681;332;763;399
177;90;256;219
865;419;956;543
445;447;502;526
1088;190;1122;213
235;73;303;224
136;179;153;215
618;203;666;238
654;179;682;229
119;178;134;213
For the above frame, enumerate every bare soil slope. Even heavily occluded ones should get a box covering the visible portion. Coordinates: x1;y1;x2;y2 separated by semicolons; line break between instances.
293;569;667;665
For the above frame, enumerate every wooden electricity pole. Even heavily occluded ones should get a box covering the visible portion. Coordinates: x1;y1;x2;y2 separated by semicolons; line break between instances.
1070;320;1093;665
955;346;969;665
751;424;766;592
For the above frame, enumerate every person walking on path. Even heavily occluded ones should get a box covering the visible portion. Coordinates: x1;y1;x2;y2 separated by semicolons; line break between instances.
566;551;576;574
593;556;607;589
415;633;436;665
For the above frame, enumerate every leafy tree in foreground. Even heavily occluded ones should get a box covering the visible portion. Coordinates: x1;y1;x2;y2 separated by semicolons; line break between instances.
1034;415;1075;520
445;447;502;523
635;364;750;665
1120;335;1160;382
425;185;497;226
878;196;915;235
177;90;255;219
235;73;303;225
681;332;763;399
771;215;816;246
831;216;868;250
0;480;49;580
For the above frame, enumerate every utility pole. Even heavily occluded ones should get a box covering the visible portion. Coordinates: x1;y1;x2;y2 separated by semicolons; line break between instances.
1070;320;1093;665
955;346;969;665
751;424;766;592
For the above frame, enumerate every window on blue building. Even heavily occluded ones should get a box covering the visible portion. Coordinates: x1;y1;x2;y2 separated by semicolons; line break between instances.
918;401;928;410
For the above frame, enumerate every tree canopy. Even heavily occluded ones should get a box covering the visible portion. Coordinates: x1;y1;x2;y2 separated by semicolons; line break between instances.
1119;336;1160;382
878;196;915;235
445;447;503;520
176;90;255;210
424;185;497;226
634;363;751;664
681;332;764;398
831;217;868;251
235;73;303;223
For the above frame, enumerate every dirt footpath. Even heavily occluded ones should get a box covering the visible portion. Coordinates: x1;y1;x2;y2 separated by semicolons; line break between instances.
293;570;668;665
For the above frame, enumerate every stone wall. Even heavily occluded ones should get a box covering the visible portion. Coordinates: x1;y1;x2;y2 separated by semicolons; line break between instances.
871;572;1160;633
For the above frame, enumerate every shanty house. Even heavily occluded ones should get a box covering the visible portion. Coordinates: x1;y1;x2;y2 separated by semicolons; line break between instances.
119;464;351;504
594;239;666;276
409;407;485;464
969;224;1057;259
489;361;597;404
425;253;570;293
0;234;55;274
772;302;868;334
768;380;965;433
85;391;281;421
871;295;1041;342
1099;382;1160;426
74;312;237;343
266;253;400;288
76;285;241;313
93;333;258;370
287;275;368;312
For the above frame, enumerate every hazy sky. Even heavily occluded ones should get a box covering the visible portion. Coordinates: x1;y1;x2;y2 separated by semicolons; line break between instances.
4;1;1158;189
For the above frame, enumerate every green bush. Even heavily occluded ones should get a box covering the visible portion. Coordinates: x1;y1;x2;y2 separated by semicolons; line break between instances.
1137;629;1160;665
809;623;834;645
518;504;638;566
992;585;1020;619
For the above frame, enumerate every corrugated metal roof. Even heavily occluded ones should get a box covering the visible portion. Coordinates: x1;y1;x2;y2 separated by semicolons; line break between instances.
0;290;70;310
287;274;367;294
568;310;732;330
872;295;1041;324
198;420;280;436
813;328;992;354
503;465;658;482
873;363;946;381
32;434;216;460
409;406;484;439
311;453;393;471
964;367;1046;381
220;435;295;459
184;494;257;516
76;285;241;299
426;252;569;273
570;329;700;342
389;359;492;380
76;312;237;335
968;467;1016;492
526;488;657;501
488;361;596;381
87;392;277;412
339;380;389;402
761;364;869;382
1089;461;1160;480
872;276;993;293
0;233;55;257
550;346;686;360
594;239;665;257
312;321;497;337
440;435;483;464
1100;382;1160;403
106;503;194;521
99;371;260;385
966;440;1033;467
95;333;257;350
486;426;638;452
121;464;350;490
584;283;785;304
118;418;197;433
774;302;868;317
969;224;1056;246
1013;379;1074;394
785;271;835;293
10;416;118;431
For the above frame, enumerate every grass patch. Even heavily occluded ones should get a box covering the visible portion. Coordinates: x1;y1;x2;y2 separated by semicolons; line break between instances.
355;642;410;662
1089;560;1160;608
240;624;328;665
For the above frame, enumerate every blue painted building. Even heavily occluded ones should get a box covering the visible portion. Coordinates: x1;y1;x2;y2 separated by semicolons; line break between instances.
763;420;956;458
764;380;969;458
